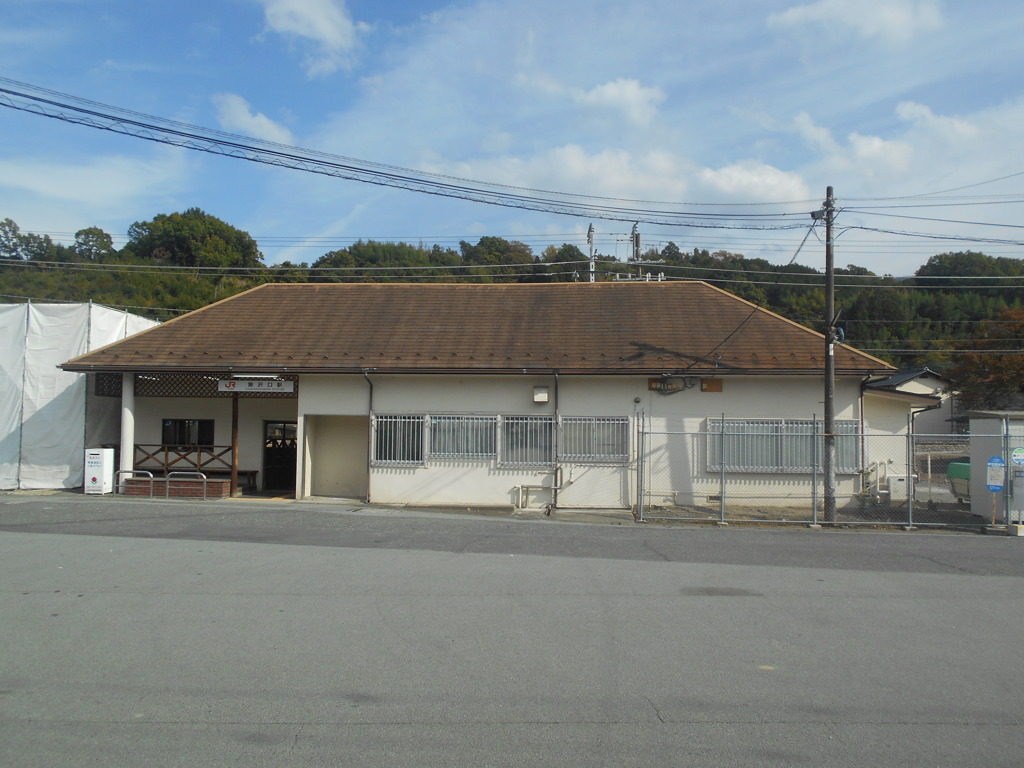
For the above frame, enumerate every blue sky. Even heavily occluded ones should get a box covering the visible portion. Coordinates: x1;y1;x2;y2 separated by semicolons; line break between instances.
2;0;1023;274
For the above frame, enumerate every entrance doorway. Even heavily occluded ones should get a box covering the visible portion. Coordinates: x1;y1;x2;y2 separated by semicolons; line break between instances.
305;415;369;499
263;421;297;492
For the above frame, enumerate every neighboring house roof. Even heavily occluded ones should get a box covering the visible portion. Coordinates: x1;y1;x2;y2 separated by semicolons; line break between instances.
865;367;949;390
863;367;949;407
61;282;895;376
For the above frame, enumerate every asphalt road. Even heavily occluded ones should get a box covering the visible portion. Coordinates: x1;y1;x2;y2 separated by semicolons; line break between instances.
2;492;1023;767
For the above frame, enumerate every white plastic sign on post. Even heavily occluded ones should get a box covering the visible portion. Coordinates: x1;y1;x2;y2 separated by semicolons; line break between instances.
987;456;1006;492
987;456;1006;527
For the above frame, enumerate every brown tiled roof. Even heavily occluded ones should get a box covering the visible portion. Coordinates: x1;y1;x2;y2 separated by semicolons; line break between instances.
62;282;893;376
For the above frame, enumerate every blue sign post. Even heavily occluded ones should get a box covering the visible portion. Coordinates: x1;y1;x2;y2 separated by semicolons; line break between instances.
987;456;1006;526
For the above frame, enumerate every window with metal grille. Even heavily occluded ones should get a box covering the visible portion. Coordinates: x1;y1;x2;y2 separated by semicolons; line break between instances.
429;415;497;458
706;418;860;473
560;417;629;462
373;415;424;465
500;416;554;466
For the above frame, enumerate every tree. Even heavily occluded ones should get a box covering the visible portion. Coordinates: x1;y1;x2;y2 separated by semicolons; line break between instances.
310;249;356;282
948;309;1024;411
19;231;59;261
459;237;534;281
660;241;684;265
0;218;22;259
74;227;115;261
126;208;263;269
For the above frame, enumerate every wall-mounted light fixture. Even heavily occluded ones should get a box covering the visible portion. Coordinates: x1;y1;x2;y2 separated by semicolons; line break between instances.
533;386;550;403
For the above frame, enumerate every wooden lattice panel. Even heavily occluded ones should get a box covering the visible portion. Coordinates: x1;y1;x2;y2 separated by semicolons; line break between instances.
134;373;298;398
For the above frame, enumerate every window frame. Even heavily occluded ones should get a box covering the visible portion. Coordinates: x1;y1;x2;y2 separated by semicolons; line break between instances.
499;415;555;467
428;415;498;459
559;416;630;463
372;414;426;466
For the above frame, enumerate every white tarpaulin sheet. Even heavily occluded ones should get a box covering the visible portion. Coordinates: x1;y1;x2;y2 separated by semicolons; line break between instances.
1;303;159;490
0;305;28;489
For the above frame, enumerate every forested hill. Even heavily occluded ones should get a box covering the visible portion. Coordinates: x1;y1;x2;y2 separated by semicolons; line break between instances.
2;210;1023;409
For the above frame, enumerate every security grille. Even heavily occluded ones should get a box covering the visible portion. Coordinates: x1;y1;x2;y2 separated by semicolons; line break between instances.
560;417;629;462
707;418;860;473
429;415;497;458
501;416;554;466
373;414;425;465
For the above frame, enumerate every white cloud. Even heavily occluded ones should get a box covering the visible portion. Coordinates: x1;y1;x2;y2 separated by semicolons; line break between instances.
514;73;665;127
428;144;689;202
769;0;943;44
789;112;911;175
256;0;370;76
0;152;187;206
793;111;839;154
573;78;666;127
848;133;912;172
212;93;295;144
896;101;979;138
698;161;810;203
422;143;814;209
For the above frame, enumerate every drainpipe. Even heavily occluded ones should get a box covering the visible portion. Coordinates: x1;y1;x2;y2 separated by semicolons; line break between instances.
363;369;374;503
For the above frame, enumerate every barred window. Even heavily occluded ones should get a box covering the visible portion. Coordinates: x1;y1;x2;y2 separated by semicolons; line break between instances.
501;416;554;466
560;417;629;462
373;415;424;465
707;418;860;474
430;415;497;458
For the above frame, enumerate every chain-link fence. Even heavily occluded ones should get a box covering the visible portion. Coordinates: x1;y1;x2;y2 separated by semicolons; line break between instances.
636;419;1004;528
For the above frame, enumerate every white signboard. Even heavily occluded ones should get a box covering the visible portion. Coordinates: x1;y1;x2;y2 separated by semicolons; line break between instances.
218;379;294;394
986;456;1005;493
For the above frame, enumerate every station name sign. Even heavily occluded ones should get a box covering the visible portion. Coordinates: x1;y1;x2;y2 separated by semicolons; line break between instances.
218;379;294;393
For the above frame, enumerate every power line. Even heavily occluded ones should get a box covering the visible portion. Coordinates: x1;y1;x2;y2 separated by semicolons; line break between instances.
843;226;1024;247
0;78;814;230
5;255;1023;289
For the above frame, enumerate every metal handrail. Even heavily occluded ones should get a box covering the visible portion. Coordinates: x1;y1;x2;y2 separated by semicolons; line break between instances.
115;469;153;496
166;471;208;500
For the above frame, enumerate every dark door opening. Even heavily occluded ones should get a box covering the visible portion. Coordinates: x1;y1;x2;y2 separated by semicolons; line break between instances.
263;421;297;492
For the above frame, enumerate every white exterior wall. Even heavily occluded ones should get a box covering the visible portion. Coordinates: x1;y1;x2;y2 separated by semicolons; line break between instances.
897;376;953;435
639;376;865;508
369;374;565;508
289;372;878;510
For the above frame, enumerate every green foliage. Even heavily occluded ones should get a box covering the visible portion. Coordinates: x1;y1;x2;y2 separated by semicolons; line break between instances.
74;227;115;261
1;215;1022;377
0;218;71;261
948;309;1024;411
125;208;263;269
0;218;22;259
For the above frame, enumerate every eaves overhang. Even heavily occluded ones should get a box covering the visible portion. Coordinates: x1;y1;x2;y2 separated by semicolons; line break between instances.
61;362;895;377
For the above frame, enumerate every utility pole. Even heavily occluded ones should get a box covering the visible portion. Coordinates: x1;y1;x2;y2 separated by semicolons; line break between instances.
587;223;595;283
822;186;837;523
631;222;641;279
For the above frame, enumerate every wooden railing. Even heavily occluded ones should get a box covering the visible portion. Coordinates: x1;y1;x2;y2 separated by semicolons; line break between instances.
134;444;233;473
